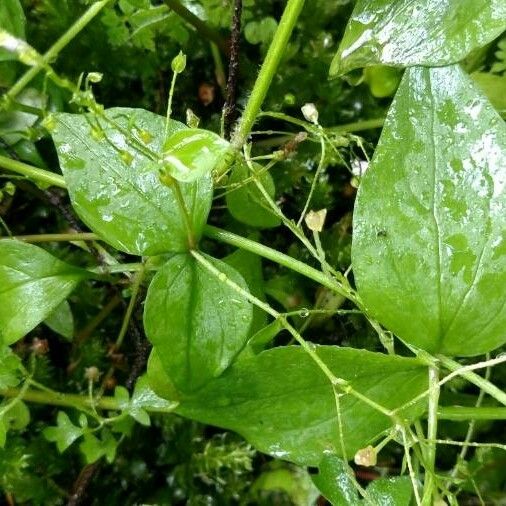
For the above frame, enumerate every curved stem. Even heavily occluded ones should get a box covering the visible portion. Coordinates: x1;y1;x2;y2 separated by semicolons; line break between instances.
231;0;306;149
0;155;66;188
3;0;112;102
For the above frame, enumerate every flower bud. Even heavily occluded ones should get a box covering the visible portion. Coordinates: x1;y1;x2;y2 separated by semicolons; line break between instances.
171;51;187;74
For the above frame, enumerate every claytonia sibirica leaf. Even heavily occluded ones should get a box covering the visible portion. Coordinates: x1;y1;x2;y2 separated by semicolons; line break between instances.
0;240;88;346
51;108;213;255
144;253;253;393
353;64;506;356
331;0;506;76
148;346;427;466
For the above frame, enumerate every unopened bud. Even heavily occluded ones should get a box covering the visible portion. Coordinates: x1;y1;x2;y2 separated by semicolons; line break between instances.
171;51;186;74
301;103;319;125
186;108;200;128
84;366;100;382
354;445;377;467
305;209;327;232
87;72;103;83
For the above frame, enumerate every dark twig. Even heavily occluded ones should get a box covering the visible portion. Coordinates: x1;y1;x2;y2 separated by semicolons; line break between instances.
223;0;243;140
164;0;228;54
67;462;100;506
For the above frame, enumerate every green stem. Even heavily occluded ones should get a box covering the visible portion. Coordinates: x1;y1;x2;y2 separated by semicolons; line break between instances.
164;71;178;139
14;232;98;242
203;224;356;301
231;0;306;149
3;0;111;102
437;354;506;407
0;155;66;188
164;0;228;54
171;181;196;249
437;406;506;421
1;387;176;413
422;365;440;505
327;117;385;134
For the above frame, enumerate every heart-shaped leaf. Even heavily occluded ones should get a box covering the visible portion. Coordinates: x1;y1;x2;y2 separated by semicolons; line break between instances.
148;345;427;466
51;107;213;255
143;253;253;392
353;65;506;356
331;1;506;76
0;240;88;346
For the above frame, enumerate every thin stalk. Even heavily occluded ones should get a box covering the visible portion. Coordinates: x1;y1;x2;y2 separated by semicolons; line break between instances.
0;155;66;188
203;224;356;302
327;117;385;134
437;354;506;407
231;0;306;149
1;387;177;414
171;181;196;249
14;232;98;242
438;406;506;421
164;0;228;54
422;365;440;505
4;0;111;102
164;71;178;139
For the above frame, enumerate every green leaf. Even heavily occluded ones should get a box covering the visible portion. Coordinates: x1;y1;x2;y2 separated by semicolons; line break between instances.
224;246;268;335
161;128;229;183
149;346;427;466
80;429;117;464
2;400;30;431
0;0;25;62
472;72;506;117
0;240;88;346
331;1;506;76
144;253;253;392
51;108;213;255
311;455;360;505
353;65;506;356
226;162;280;228
131;375;178;412
312;455;413;505
367;476;413;505
43;411;85;453
43;300;74;341
0;346;21;389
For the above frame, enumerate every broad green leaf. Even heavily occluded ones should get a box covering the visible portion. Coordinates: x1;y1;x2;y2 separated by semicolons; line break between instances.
226;162;280;228
312;455;360;505
161;128;229;183
144;253;253;392
52;108;213;255
331;1;506;76
0;0;25;62
131;375;178;412
0;346;21;389
43;300;74;341
312;455;413;505
0;240;88;346
367;476;413;505
2;400;30;431
353;65;506;356
43;411;85;453
149;346;427;466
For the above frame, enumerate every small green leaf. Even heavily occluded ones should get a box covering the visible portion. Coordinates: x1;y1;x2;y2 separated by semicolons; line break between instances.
0;0;25;62
80;429;117;464
43;300;74;341
226;162;280;228
52;108;213;255
43;412;85;453
353;65;506;356
0;240;88;346
311;454;360;506
149;346;427;466
472;72;506;117
144;253;253;392
161;128;229;183
331;0;506;76
0;346;21;389
2;400;30;431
